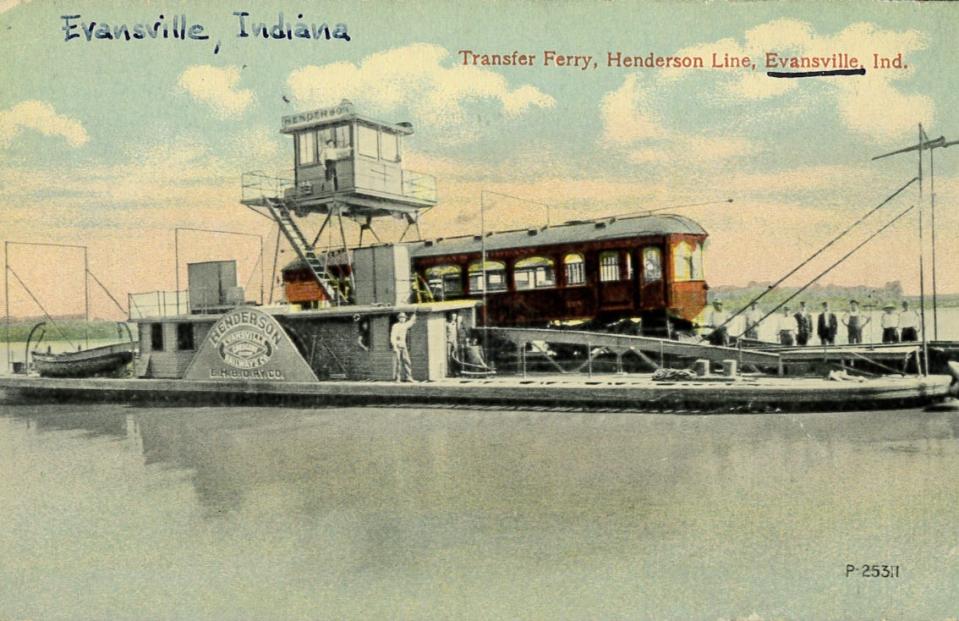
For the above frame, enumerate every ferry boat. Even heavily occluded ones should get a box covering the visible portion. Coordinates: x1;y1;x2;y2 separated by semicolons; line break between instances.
1;100;955;412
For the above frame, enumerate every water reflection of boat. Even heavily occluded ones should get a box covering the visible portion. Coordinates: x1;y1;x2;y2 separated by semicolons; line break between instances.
32;342;136;378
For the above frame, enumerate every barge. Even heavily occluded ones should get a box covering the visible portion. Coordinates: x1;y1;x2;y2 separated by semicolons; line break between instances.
2;101;957;412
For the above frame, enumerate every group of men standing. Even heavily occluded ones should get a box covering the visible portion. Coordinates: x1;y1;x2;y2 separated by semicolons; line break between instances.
708;299;921;347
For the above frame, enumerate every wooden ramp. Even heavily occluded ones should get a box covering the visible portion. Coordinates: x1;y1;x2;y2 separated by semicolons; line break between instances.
475;327;781;370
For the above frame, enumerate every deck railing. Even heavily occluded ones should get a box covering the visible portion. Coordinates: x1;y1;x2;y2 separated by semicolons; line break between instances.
241;171;294;202
128;288;237;320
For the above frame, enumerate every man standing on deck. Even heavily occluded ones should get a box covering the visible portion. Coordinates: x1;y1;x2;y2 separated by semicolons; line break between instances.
899;301;920;342
817;301;838;345
391;312;417;382
744;302;762;340
881;304;899;343
446;312;461;375
707;300;729;346
841;300;870;345
794;301;813;346
777;305;795;346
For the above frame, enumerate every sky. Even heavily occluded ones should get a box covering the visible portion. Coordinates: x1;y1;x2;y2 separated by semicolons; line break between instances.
1;0;957;318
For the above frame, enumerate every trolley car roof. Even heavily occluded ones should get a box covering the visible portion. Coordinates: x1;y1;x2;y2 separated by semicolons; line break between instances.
409;214;707;258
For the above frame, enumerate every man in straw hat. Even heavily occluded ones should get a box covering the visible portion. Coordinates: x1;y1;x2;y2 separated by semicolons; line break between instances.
390;311;417;382
880;303;899;343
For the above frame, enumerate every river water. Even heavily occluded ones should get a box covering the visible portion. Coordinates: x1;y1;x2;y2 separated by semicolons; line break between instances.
1;400;959;620
1;308;959;619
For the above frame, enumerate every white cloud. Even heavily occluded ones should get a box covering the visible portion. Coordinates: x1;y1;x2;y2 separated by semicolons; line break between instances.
599;76;757;164
661;20;931;141
0;100;89;148
178;65;254;119
0;0;32;14
287;44;555;142
600;74;665;145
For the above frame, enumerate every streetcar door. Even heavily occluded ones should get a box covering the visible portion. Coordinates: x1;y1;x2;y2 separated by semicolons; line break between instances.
639;246;665;309
597;249;631;310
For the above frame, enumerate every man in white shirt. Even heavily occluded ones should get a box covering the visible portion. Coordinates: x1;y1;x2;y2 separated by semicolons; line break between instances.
320;139;350;191
899;301;919;342
744;302;762;340
391;312;417;382
880;303;899;343
707;300;729;346
777;305;795;346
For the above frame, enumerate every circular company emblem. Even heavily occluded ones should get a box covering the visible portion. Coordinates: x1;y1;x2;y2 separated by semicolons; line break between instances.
218;328;274;369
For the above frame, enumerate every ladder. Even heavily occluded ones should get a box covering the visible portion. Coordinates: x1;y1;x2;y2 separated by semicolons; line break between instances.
263;197;349;305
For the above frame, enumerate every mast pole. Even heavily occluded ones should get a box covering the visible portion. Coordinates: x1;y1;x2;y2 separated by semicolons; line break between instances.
83;246;90;349
917;124;928;375
4;241;9;373
929;130;939;340
480;191;489;355
174;229;180;314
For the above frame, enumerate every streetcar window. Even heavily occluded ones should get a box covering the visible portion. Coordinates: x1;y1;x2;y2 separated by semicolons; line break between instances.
358;125;378;158
673;241;695;281
514;256;555;290
468;260;507;292
643;247;662;282
691;243;704;280
425;264;462;296
297;131;317;166
564;253;585;286
599;251;620;282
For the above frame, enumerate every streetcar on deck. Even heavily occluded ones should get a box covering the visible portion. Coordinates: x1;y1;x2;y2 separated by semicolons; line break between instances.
282;213;709;334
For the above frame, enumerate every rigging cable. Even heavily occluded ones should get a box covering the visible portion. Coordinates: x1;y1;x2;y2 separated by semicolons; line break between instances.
711;176;918;337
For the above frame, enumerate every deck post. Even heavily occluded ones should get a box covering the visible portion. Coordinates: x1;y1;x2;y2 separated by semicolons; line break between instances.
520;341;527;378
3;241;8;374
83;247;89;348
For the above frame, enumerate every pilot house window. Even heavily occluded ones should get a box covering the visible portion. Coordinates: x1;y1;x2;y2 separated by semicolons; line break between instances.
358;125;378;158
297;131;316;166
381;132;400;162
